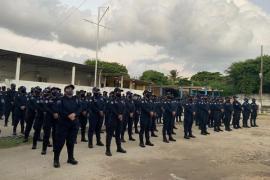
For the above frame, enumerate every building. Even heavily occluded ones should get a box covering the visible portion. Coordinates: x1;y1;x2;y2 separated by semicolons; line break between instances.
0;49;149;95
151;85;222;97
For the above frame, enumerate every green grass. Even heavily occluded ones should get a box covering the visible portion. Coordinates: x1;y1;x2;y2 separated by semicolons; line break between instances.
0;135;32;149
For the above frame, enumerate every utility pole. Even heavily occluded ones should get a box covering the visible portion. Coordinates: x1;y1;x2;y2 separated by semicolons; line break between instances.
259;45;264;113
84;6;109;87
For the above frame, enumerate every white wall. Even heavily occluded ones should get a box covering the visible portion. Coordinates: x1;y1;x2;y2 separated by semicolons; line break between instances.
4;80;143;96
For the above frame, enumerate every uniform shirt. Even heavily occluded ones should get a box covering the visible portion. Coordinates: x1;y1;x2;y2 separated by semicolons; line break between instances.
59;95;81;121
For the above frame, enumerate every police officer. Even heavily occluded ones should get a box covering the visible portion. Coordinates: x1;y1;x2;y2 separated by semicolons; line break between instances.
4;83;17;127
223;97;233;131
78;90;88;142
232;96;242;129
242;98;251;128
105;88;126;156
212;98;224;132
53;84;81;168
250;98;258;127
0;87;5;122
133;95;141;134
121;91;136;142
24;87;39;142
32;87;46;149
162;94;177;143
13;86;27;135
41;87;58;155
88;87;105;148
151;95;158;137
139;90;154;147
199;96;210;135
183;96;196;139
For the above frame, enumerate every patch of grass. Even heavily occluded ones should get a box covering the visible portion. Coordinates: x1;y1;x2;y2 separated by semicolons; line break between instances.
0;135;32;149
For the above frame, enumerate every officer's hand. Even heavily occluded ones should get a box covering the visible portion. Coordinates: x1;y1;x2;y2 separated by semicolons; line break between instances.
99;111;104;117
68;113;76;121
208;110;211;114
193;112;196;116
150;111;154;117
172;111;176;116
20;106;26;110
53;113;59;119
118;114;123;121
130;113;134;118
82;111;87;116
221;109;224;113
1;115;5;120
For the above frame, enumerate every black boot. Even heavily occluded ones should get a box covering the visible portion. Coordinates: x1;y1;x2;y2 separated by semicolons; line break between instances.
189;134;196;138
67;144;78;165
53;151;60;168
67;158;78;165
151;132;158;137
129;136;136;141
169;136;176;141
81;130;88;142
117;145;127;153
145;140;154;146
139;133;145;147
163;135;169;143
41;142;47;155
96;139;104;146
105;146;112;156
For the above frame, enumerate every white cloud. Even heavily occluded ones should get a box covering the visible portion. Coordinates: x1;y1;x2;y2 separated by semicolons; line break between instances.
1;0;270;77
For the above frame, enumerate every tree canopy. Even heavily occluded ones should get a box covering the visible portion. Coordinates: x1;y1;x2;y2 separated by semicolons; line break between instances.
226;55;270;94
140;70;168;85
84;59;128;76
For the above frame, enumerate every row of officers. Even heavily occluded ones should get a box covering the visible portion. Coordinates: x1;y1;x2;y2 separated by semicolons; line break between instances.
0;84;258;168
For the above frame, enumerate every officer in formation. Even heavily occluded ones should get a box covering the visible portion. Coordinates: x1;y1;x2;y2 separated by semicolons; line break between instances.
0;84;259;168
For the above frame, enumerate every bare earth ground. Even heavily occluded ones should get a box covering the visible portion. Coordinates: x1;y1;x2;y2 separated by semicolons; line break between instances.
0;115;270;180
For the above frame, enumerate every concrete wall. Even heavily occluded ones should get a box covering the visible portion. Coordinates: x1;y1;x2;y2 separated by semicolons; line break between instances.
0;58;16;81
3;80;143;95
20;62;72;84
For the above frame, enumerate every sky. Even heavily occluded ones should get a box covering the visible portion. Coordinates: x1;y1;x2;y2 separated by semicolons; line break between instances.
0;0;270;78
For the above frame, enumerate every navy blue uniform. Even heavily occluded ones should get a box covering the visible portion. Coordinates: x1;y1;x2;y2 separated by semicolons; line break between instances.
0;92;5;119
242;101;251;127
78;97;88;142
232;100;242;128
199;99;210;134
139;97;154;146
183;101;195;137
105;95;125;155
162;98;177;141
5;89;17;126
121;97;136;141
54;95;81;162
250;101;258;127
24;94;38;141
223;101;233;131
41;96;58;153
13;92;27;134
88;94;105;147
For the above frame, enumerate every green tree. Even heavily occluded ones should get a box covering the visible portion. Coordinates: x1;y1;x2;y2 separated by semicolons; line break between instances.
226;55;270;94
84;59;128;75
140;70;168;85
178;77;192;86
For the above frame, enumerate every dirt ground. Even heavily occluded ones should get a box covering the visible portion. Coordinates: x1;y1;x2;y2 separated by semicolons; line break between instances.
0;115;270;180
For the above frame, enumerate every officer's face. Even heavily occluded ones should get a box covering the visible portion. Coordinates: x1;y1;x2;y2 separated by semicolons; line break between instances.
65;87;74;96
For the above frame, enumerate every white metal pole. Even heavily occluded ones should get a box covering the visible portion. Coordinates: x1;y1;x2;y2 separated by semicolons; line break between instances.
71;65;76;85
260;45;263;113
15;54;21;84
94;8;101;87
